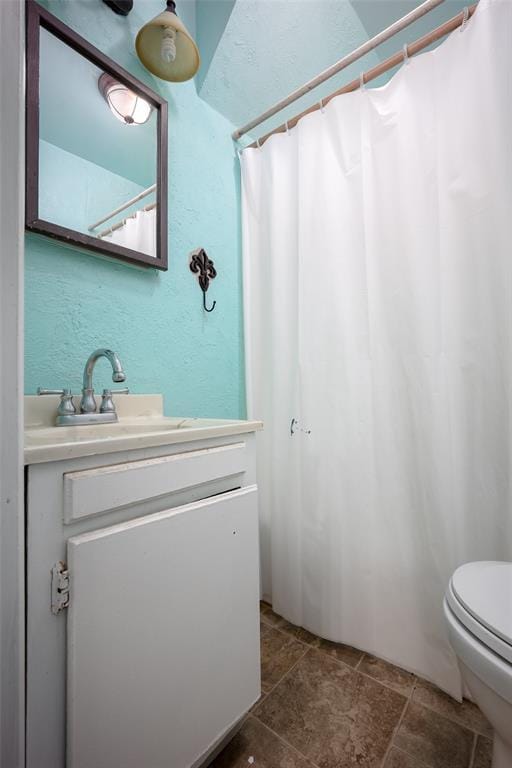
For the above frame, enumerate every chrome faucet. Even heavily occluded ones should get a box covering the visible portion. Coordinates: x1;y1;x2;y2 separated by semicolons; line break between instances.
38;348;128;426
80;349;126;414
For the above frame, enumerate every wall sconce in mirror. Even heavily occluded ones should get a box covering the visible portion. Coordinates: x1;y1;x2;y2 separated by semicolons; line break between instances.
26;0;168;270
98;73;153;125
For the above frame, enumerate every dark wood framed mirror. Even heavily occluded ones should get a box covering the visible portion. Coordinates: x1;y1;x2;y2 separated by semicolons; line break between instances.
26;0;168;270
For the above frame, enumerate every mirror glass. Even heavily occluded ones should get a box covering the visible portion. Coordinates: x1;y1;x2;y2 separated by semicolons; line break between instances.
38;27;158;259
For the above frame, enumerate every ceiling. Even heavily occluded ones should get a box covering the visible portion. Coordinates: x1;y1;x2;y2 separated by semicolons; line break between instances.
351;0;469;59
39;0;470;162
195;0;469;138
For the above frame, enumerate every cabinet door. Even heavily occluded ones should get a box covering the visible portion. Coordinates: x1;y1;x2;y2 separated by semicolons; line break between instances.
66;486;260;768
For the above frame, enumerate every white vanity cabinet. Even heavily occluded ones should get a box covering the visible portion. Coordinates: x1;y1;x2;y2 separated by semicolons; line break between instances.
26;429;261;768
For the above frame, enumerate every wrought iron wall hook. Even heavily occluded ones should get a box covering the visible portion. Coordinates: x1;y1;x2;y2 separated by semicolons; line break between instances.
189;248;217;312
202;292;216;313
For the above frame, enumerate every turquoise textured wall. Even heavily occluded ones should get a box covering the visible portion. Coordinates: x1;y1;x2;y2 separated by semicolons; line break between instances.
39;140;147;236
25;0;245;420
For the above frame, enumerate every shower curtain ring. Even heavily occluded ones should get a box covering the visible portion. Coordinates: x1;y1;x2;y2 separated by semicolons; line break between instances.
285;120;291;135
319;98;325;114
256;137;262;149
359;72;365;90
460;6;469;30
403;43;409;63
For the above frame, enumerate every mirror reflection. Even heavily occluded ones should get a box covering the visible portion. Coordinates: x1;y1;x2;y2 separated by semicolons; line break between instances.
38;27;158;258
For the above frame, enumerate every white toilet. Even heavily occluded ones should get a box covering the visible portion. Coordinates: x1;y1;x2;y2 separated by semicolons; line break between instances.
444;561;512;768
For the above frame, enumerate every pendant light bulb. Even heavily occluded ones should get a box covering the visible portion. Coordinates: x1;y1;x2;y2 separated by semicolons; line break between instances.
161;27;177;63
135;0;200;82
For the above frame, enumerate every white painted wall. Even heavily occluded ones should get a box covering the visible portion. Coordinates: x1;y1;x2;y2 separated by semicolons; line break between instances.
0;1;25;766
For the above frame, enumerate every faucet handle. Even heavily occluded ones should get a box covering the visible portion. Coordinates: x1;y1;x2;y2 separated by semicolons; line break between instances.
100;388;129;415
57;391;76;416
37;388;76;416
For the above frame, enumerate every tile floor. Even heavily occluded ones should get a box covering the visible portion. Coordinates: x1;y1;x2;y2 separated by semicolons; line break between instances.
211;602;493;768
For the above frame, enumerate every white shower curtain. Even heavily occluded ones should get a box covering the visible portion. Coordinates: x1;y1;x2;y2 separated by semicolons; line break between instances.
102;207;157;258
241;0;512;697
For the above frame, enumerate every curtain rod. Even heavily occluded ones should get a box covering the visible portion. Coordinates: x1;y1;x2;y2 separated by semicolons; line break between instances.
243;3;478;150
88;183;156;232
232;0;446;142
97;202;156;240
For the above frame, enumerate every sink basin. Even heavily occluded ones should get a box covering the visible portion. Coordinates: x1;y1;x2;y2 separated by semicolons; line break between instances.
24;394;263;464
25;418;197;445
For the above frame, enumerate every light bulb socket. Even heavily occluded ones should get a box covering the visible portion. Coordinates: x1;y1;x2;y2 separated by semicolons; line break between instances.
166;0;177;14
103;0;133;15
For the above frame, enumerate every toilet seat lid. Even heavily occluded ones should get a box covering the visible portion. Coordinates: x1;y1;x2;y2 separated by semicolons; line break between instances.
451;561;512;650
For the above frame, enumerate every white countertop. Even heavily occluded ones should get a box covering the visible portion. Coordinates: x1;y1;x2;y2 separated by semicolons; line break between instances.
24;394;262;464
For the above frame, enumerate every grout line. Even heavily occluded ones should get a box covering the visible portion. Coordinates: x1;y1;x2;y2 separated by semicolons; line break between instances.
250;690;267;712
468;732;478;768
258;636;412;768
379;695;411;768
380;699;409;768
262;620;316;651
354;667;414;699
247;714;321;768
271;621;363;669
258;641;310;699
259;609;489;767
272;624;317;648
403;697;478;740
258;641;409;767
266;619;416;699
407;693;490;739
387;744;433;768
267;613;420;690
260;615;283;630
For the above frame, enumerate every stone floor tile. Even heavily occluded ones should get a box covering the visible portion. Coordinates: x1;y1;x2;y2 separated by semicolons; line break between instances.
261;607;288;629
260;609;363;668
412;680;493;738
383;746;430;767
260;627;307;693
261;619;270;637
472;736;493;768
279;619;320;647
358;655;416;697
394;701;473;768
210;715;314;768
314;637;364;668
254;648;405;768
250;691;267;712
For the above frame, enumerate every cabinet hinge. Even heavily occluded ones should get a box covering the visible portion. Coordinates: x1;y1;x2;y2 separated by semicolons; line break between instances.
51;561;70;614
